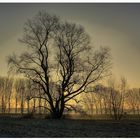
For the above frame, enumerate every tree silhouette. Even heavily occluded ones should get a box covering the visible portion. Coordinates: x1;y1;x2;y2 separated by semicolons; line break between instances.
107;77;127;120
126;88;140;115
5;77;13;113
0;77;6;113
0;76;13;114
8;11;111;119
15;79;26;115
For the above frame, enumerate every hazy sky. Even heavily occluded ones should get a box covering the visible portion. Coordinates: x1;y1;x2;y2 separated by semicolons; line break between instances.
0;3;140;88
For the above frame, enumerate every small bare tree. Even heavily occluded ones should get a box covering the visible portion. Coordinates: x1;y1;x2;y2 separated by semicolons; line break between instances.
25;80;33;114
5;77;13;113
14;80;20;114
15;79;26;115
0;77;5;113
82;92;95;116
107;77;127;120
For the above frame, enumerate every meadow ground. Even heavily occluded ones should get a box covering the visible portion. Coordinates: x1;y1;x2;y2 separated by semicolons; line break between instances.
0;116;140;137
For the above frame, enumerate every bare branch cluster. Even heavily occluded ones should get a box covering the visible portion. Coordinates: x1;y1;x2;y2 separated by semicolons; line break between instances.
7;11;112;118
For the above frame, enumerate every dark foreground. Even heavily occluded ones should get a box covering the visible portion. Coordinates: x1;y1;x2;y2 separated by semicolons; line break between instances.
0;117;140;137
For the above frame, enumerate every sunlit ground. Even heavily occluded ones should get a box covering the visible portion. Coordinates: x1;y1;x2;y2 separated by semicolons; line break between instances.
0;115;140;137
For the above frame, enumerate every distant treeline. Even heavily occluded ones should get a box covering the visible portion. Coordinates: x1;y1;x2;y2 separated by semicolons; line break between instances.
0;76;48;115
82;77;140;120
0;76;140;120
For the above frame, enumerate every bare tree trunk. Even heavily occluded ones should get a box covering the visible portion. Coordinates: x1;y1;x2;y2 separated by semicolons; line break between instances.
8;98;10;113
27;100;30;114
15;96;18;114
95;105;98;115
39;98;41;114
51;102;64;119
104;101;107;114
132;107;136;115
44;100;46;114
21;93;24;115
90;104;93;115
136;106;140;115
33;98;36;113
1;95;4;114
2;95;6;114
100;101;103;115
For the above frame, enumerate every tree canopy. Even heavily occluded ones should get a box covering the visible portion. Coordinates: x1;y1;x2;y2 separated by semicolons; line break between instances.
8;10;112;118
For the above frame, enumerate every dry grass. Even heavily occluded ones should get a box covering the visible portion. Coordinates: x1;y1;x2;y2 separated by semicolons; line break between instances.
0;116;140;137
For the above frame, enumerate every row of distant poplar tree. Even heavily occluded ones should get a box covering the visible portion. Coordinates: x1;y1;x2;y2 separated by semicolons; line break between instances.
0;76;140;120
0;76;47;115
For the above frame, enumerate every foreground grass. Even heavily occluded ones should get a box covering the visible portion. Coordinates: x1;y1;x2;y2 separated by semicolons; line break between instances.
0;117;140;137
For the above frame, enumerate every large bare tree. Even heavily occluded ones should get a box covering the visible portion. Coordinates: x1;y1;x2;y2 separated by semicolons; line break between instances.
8;11;111;118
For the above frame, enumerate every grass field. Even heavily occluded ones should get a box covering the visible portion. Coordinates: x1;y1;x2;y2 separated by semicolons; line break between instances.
0;116;140;137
